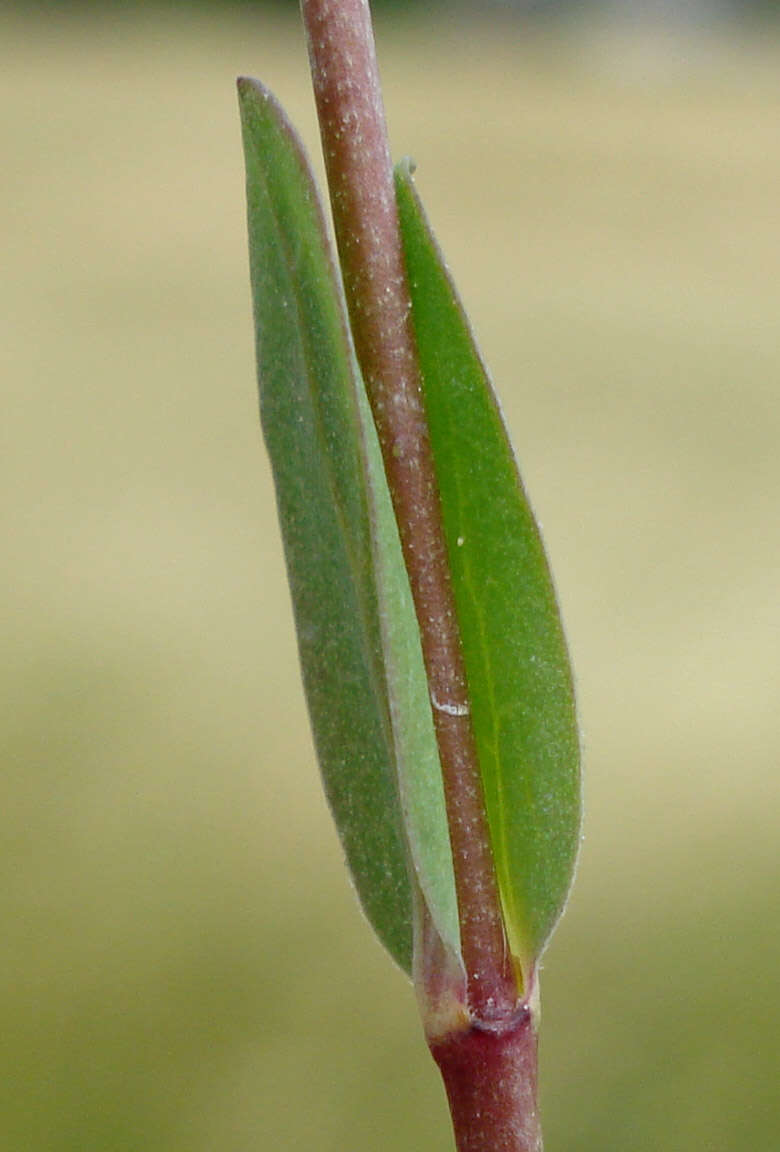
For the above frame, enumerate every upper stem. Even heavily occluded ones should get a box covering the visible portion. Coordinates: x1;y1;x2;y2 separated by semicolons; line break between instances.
299;0;517;1022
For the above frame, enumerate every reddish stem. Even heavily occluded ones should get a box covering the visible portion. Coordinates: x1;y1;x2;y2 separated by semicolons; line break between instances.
299;0;517;1023
431;1005;543;1152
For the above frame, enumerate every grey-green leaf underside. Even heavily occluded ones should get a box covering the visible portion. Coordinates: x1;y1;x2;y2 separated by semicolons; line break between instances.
395;161;581;979
238;80;459;974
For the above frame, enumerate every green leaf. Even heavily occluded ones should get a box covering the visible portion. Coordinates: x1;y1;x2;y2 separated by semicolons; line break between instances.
362;375;462;967
395;161;581;979
238;80;459;973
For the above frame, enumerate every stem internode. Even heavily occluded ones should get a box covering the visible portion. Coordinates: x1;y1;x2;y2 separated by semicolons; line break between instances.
300;0;517;1023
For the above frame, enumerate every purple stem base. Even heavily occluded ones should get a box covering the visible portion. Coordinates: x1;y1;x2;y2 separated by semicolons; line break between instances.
430;1005;543;1152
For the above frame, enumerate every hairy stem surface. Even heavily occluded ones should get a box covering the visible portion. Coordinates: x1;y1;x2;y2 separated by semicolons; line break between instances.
432;1005;543;1152
299;0;516;1022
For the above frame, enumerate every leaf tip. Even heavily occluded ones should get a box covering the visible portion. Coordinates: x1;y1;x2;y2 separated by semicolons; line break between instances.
395;155;417;183
236;74;259;103
236;76;281;121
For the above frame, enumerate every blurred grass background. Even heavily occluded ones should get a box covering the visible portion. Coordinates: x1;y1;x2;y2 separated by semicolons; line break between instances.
2;5;779;1150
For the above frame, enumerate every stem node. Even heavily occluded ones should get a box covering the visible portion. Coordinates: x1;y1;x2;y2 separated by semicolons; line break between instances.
431;1005;543;1152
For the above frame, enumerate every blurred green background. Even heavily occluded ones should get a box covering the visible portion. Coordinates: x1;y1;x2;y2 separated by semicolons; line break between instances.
2;5;779;1150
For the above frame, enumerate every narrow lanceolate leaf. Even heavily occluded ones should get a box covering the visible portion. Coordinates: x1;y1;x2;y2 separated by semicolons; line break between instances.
238;80;459;973
395;161;581;982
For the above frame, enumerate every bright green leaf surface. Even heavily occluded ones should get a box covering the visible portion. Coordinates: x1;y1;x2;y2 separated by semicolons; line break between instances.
361;377;461;966
238;81;458;972
395;162;581;977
